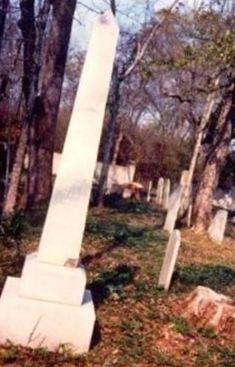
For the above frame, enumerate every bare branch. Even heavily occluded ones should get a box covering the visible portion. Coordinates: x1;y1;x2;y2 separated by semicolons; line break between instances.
124;0;179;78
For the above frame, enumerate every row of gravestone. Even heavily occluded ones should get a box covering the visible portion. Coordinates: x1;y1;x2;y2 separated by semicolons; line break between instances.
0;10;229;354
146;177;171;209
158;172;229;292
163;170;228;243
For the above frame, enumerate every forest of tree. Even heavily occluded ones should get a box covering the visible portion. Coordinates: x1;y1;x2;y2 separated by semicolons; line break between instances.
0;0;234;234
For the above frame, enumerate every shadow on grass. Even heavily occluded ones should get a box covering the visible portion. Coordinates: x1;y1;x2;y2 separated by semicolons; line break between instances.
84;218;167;266
90;319;102;349
88;264;137;308
85;218;166;249
173;264;235;293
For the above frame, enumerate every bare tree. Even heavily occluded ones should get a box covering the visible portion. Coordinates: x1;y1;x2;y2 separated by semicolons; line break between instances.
27;0;76;207
95;0;179;206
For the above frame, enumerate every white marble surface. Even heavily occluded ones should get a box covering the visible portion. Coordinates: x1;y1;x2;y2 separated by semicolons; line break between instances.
0;277;95;353
38;11;119;265
164;186;183;233
20;253;86;306
156;177;164;205
208;209;228;244
158;230;181;291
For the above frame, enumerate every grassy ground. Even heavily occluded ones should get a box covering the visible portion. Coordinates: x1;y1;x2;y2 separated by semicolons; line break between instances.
0;199;235;366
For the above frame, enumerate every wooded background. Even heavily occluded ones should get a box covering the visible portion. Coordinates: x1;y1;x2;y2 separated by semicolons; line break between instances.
0;0;234;233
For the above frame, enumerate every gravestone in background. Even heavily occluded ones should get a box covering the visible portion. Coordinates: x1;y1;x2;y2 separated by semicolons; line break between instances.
147;180;153;202
208;209;228;244
0;11;119;353
156;177;164;205
162;178;170;210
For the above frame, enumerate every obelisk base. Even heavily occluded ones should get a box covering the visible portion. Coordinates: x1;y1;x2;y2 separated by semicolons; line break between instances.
0;277;95;353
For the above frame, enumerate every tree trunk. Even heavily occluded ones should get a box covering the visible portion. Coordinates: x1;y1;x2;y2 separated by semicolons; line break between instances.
193;88;234;232
181;77;220;214
27;0;76;207
111;130;123;166
2;0;36;216
96;64;121;206
2;123;28;215
0;0;9;53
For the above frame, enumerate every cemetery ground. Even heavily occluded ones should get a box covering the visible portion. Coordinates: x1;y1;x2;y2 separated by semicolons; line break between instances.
0;200;235;366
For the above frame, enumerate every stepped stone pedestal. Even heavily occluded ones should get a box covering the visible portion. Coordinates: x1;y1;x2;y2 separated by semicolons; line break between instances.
0;11;119;353
0;277;95;353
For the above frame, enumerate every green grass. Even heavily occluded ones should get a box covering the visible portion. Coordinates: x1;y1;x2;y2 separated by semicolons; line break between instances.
85;217;166;249
174;264;235;292
0;204;235;367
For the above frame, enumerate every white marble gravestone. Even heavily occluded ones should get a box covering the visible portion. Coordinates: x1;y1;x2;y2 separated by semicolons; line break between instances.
146;180;153;202
0;11;119;353
164;186;183;233
162;178;170;210
158;230;181;291
156;177;164;205
208;209;228;244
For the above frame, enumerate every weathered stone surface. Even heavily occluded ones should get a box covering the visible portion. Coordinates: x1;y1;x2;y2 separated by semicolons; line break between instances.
162;178;170;210
146;180;153;202
186;204;193;228
38;11;119;266
0;11;119;354
158;230;181;291
208;209;228;244
156;177;164;205
94;162;136;194
213;187;235;212
164;186;183;233
178;286;235;335
179;170;191;216
0;277;95;353
121;182;143;200
20;253;86;306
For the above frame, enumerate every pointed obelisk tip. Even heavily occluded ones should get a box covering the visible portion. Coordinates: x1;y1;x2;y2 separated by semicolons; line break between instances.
99;10;119;29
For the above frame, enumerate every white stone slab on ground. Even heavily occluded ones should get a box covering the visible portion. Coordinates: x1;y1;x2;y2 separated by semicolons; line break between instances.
208;209;228;244
0;10;119;354
158;230;181;291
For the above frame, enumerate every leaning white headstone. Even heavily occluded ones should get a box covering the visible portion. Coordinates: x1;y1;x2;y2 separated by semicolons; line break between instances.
146;180;153;202
164;186;183;233
156;177;164;205
208;209;228;244
0;11;119;353
186;203;193;228
158;230;181;291
162;178;170;210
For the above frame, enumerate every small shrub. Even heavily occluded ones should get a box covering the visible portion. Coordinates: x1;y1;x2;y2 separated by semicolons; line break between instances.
0;211;26;244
